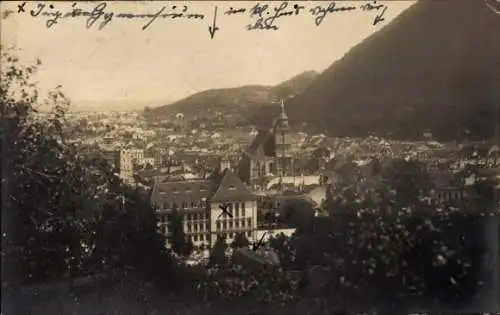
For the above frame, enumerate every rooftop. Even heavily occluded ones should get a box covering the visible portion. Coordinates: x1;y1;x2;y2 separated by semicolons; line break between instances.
150;169;256;206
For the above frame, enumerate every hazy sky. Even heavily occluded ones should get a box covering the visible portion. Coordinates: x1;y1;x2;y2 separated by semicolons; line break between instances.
1;1;415;108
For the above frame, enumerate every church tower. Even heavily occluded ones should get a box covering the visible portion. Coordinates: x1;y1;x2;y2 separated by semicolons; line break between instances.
273;100;292;181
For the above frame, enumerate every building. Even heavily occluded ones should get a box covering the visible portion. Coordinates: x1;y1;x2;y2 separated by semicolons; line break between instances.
150;169;258;249
118;149;145;184
458;143;500;168
144;148;165;169
238;100;294;189
100;149;147;184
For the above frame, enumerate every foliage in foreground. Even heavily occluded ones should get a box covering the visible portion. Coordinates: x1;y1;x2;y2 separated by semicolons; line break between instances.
194;158;496;311
195;263;297;306
1;48;169;288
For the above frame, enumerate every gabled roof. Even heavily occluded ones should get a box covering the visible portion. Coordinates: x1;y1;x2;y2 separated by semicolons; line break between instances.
151;169;256;206
247;129;275;157
151;179;212;206
210;169;256;202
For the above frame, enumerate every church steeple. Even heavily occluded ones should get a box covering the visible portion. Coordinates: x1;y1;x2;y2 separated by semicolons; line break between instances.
280;99;288;119
273;99;292;192
274;99;289;132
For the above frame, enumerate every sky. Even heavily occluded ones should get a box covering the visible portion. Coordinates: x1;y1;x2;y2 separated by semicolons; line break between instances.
1;1;416;110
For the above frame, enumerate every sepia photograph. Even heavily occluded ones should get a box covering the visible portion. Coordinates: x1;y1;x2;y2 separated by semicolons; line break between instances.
1;0;499;314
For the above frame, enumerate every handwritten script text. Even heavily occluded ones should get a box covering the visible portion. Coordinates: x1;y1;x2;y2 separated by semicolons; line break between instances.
15;1;391;38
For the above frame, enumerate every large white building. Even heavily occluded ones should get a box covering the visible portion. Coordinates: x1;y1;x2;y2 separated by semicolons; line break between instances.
150;169;259;249
101;149;166;184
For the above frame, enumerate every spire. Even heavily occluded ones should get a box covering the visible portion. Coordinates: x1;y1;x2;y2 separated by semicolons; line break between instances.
280;99;288;119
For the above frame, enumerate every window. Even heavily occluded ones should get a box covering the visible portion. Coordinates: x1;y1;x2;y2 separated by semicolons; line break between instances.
247;218;251;227
235;220;240;229
193;235;198;242
187;224;192;233
242;203;246;217
163;202;169;209
187;214;191;221
247;232;252;238
242;219;245;228
229;233;234;239
216;220;221;230
194;223;198;232
223;221;227;230
206;223;209;230
229;221;233;229
172;202;177;209
235;203;239;217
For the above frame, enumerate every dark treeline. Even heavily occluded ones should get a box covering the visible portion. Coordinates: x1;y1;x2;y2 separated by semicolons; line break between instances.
200;159;497;313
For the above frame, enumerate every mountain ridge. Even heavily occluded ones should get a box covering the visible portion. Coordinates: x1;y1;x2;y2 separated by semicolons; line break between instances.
282;0;499;140
147;0;498;141
146;71;319;121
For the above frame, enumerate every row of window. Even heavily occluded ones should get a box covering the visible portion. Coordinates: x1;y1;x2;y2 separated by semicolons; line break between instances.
185;213;208;221
187;222;209;233
161;219;254;234
159;213;209;223
164;232;254;244
158;202;249;213
186;232;254;242
216;218;252;231
436;191;465;201
160;200;207;210
217;232;252;240
192;234;209;242
218;202;246;217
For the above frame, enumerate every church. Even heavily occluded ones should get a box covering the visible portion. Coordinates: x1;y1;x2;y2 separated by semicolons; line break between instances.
237;100;294;189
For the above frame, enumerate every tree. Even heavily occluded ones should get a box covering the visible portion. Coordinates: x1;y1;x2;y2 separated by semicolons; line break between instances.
208;236;227;267
305;147;330;173
268;233;294;269
286;157;491;312
1;50;95;285
88;181;167;278
167;206;193;258
1;49;169;293
231;232;250;249
202;161;493;311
